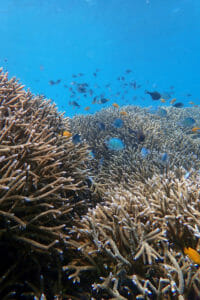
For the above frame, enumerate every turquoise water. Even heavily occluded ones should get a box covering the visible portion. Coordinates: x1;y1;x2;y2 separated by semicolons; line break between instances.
0;0;200;117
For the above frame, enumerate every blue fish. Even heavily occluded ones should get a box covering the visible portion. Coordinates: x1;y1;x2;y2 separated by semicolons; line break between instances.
180;117;195;127
113;118;124;128
97;121;105;130
161;153;168;162
141;147;151;158
106;137;125;151
72;134;81;144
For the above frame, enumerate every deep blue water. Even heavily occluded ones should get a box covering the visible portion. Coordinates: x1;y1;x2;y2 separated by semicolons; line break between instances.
0;0;200;117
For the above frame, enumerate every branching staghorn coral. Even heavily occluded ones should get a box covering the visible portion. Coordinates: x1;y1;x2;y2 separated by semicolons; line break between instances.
0;68;94;298
64;169;200;299
70;106;200;189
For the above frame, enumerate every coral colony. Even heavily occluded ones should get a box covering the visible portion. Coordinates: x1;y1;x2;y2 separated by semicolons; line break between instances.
1;68;200;299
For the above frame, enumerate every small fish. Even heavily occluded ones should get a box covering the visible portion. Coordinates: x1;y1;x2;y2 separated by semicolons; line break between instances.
146;91;161;100
77;84;87;93
184;247;200;265
69;101;80;108
173;102;184;108
84;106;90;111
189;101;195;105
120;111;128;116
92;96;98;104
125;69;132;74
112;103;119;108
170;98;177;104
49;80;55;85
99;98;109;104
141;147;150;158
180;117;195;127
161;153;169;163
97;122;105;130
113;118;124;128
191;127;200;132
160;98;166;103
136;130;145;142
62;131;72;138
72;134;81;144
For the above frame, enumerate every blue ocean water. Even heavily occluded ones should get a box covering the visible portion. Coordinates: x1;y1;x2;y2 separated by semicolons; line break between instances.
0;0;200;117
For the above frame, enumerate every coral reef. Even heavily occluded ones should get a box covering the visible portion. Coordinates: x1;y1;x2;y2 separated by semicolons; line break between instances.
70;106;200;188
65;169;200;299
1;68;200;299
0;69;93;298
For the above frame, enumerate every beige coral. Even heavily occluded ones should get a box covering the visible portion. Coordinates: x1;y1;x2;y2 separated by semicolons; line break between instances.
0;68;92;298
65;169;200;299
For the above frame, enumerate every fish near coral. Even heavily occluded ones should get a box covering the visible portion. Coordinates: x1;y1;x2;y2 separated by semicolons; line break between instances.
146;90;161;100
120;111;128;116
170;98;176;104
112;103;119;108
184;247;200;265
191;127;200;133
62;130;72;138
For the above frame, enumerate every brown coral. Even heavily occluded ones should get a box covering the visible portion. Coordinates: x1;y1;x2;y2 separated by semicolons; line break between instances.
0;68;93;298
65;169;200;299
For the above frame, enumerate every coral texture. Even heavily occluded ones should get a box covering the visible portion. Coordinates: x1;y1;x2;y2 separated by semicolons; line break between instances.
65;169;200;299
70;106;200;188
0;69;92;298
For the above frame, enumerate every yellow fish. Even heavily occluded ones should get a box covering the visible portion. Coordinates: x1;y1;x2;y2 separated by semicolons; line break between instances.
112;103;120;108
120;111;128;116
62;130;72;138
84;106;90;111
170;98;176;104
184;247;200;265
191;127;200;133
160;98;166;103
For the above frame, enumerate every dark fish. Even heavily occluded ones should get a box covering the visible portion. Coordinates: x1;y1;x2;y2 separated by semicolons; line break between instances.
136;130;145;142
97;122;105;130
77;84;87;93
125;69;132;74
130;81;137;89
72;74;77;78
180;117;195;127
69;101;80;108
72;134;81;144
128;128;145;142
92;96;98;104
49;79;61;85
161;153;169;162
93;72;97;77
99;98;109;104
49;80;55;85
173;102;184;108
113;118;124;128
146;91;161;100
